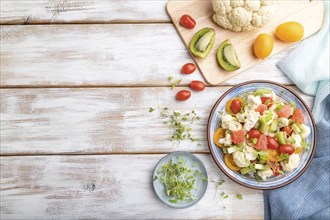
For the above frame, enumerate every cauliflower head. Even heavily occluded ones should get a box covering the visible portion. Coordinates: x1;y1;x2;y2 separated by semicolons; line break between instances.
212;0;279;32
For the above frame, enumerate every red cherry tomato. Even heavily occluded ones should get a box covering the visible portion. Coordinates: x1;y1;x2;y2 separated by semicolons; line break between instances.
255;134;268;150
181;63;196;74
189;80;205;91
255;104;268;114
230;99;242;114
247;128;261;140
279;144;295;155
267;136;279;149
292;108;304;124
274;165;282;176
180;14;196;29
281;126;293;137
230;130;245;144
176;90;191;101
261;97;273;108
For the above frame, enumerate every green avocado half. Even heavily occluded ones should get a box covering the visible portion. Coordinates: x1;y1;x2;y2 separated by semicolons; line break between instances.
216;39;241;71
189;27;215;59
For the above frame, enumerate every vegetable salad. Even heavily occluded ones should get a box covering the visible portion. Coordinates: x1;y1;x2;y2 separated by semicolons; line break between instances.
213;88;311;181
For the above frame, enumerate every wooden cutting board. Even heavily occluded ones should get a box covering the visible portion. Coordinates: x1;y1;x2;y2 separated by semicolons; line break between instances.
166;0;324;85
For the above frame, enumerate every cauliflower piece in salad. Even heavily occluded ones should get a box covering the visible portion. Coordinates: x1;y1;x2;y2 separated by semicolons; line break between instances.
219;133;232;147
300;124;311;138
233;151;250;167
211;0;279;32
257;169;273;180
278;118;289;128
281;154;300;172
243;145;257;161
243;111;260;131
247;95;262;109
221;112;243;131
291;134;302;148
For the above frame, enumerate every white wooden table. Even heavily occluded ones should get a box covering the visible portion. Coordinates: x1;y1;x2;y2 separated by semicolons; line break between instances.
0;1;314;219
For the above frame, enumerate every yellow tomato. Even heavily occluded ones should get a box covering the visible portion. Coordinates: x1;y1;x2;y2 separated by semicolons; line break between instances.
267;149;279;162
224;154;240;172
254;33;274;60
276;22;304;42
213;128;226;148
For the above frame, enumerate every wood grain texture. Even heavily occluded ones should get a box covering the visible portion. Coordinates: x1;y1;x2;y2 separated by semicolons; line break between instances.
167;0;324;85
0;24;296;87
0;0;169;24
0;87;314;155
0;154;263;219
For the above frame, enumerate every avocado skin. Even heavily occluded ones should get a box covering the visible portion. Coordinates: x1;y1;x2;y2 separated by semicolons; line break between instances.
189;27;215;59
216;39;240;71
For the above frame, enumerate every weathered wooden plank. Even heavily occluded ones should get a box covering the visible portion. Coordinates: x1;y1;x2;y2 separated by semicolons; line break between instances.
0;0;169;24
0;154;264;219
0;87;314;155
0;24;294;87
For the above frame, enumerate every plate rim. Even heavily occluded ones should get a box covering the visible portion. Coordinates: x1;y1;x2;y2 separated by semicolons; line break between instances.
207;80;317;190
152;151;208;208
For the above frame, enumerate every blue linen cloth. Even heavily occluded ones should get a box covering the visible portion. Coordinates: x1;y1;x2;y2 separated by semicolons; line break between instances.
264;1;330;219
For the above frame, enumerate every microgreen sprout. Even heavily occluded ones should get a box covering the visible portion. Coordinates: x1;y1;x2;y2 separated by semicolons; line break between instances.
149;106;201;143
168;75;182;89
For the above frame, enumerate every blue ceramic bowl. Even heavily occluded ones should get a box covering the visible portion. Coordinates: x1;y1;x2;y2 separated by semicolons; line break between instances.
207;81;316;190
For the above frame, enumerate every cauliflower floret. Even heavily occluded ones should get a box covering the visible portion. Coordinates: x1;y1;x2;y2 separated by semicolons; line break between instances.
219;133;232;147
233;151;250;167
247;95;262;109
236;112;246;123
212;0;278;32
252;5;278;27
278;118;289;128
257;169;273;180
212;0;232;15
300;124;311;138
244;1;261;12
243;145;257;161
291;134;302;148
221;112;242;131
243;111;260;131
228;7;253;32
281;154;300;172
